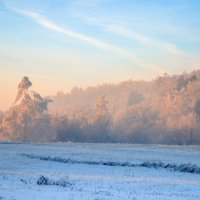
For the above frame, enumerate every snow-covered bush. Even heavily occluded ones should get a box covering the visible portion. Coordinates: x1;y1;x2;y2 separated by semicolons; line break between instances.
37;175;73;187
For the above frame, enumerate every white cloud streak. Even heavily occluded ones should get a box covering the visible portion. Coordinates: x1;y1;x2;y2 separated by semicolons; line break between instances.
73;14;192;57
5;4;165;75
106;25;188;57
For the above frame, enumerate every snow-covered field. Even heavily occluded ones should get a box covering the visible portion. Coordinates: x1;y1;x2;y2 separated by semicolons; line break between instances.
0;143;199;200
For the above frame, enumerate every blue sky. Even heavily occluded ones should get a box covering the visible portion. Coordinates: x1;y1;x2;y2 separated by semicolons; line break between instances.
0;0;200;109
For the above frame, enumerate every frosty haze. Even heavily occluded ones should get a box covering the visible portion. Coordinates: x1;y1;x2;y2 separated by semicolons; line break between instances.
1;70;200;144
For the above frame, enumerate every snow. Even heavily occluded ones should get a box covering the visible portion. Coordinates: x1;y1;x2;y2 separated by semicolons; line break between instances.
0;143;200;200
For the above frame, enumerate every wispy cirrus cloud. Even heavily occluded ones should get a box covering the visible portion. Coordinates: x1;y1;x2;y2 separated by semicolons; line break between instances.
74;14;191;58
104;25;188;57
4;3;165;75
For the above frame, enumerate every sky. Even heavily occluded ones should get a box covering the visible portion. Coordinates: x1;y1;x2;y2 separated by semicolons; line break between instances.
0;0;200;110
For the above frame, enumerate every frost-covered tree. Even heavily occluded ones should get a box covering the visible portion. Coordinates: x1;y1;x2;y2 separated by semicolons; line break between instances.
0;76;53;142
89;96;111;142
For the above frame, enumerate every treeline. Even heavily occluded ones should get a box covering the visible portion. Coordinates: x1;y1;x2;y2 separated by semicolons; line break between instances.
1;70;200;144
